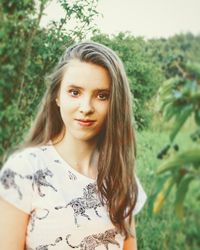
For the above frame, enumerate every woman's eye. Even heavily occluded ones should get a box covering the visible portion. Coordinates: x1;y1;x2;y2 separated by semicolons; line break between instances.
69;89;79;97
98;93;109;100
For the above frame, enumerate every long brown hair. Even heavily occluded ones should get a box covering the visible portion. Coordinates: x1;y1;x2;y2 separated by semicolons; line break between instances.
22;41;138;238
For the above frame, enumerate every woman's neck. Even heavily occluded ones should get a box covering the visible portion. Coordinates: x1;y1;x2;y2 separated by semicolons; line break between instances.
52;133;99;179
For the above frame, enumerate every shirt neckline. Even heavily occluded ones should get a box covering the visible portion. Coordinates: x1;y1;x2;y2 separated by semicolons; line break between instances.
48;143;97;182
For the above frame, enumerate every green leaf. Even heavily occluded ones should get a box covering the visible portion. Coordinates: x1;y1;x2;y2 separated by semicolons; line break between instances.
169;104;193;142
163;103;179;121
194;109;200;126
157;148;200;174
153;176;174;214
174;175;194;218
148;174;171;216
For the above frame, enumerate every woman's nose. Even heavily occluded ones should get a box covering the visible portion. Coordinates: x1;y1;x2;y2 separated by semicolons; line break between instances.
79;97;95;114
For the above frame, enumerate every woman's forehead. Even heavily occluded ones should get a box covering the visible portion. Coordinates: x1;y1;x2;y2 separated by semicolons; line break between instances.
61;60;111;90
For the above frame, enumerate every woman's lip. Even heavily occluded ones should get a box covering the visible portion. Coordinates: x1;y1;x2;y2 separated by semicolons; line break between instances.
75;119;96;122
75;119;96;126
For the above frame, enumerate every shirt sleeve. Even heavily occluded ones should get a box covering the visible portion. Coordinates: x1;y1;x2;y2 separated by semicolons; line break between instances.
133;175;147;215
0;151;34;214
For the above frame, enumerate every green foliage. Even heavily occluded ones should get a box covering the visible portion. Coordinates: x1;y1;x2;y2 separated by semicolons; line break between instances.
1;0;36;14
92;32;164;129
136;130;200;250
152;56;200;219
146;33;200;79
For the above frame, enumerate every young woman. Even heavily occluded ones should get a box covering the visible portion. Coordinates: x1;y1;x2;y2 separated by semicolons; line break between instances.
0;41;147;250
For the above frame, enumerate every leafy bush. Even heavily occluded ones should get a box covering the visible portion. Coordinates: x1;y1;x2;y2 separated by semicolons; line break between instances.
152;57;200;219
136;130;200;250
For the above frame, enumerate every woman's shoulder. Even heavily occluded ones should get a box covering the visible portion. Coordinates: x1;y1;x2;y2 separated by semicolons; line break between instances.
2;144;52;169
0;145;50;214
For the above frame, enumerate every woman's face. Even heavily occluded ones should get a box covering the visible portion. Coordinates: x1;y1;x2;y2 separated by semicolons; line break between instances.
56;59;111;142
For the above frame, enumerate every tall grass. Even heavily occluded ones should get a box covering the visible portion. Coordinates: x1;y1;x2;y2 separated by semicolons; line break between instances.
135;130;200;250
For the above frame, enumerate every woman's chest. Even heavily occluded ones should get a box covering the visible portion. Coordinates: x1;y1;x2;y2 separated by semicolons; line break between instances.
26;169;124;249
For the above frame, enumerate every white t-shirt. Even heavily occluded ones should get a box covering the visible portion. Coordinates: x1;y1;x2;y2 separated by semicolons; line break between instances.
0;144;147;250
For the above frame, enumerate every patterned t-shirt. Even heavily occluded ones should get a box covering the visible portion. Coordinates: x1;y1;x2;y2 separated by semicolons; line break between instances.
0;144;147;250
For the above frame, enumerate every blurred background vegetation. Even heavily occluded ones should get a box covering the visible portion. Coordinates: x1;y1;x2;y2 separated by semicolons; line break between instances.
0;0;199;249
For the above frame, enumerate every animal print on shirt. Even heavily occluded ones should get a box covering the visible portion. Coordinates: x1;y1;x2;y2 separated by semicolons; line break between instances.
28;236;62;250
31;168;58;197
0;168;31;199
54;159;61;164
55;183;103;227
66;228;120;249
29;209;50;232
68;170;77;180
40;147;48;152
30;152;37;158
0;167;57;199
54;159;77;180
54;159;77;181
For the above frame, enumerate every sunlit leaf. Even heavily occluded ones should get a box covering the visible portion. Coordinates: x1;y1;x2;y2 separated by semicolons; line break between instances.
153;176;174;214
157;148;200;174
174;175;194;218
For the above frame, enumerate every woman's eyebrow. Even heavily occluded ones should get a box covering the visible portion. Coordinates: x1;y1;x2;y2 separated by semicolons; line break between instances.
67;84;110;91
